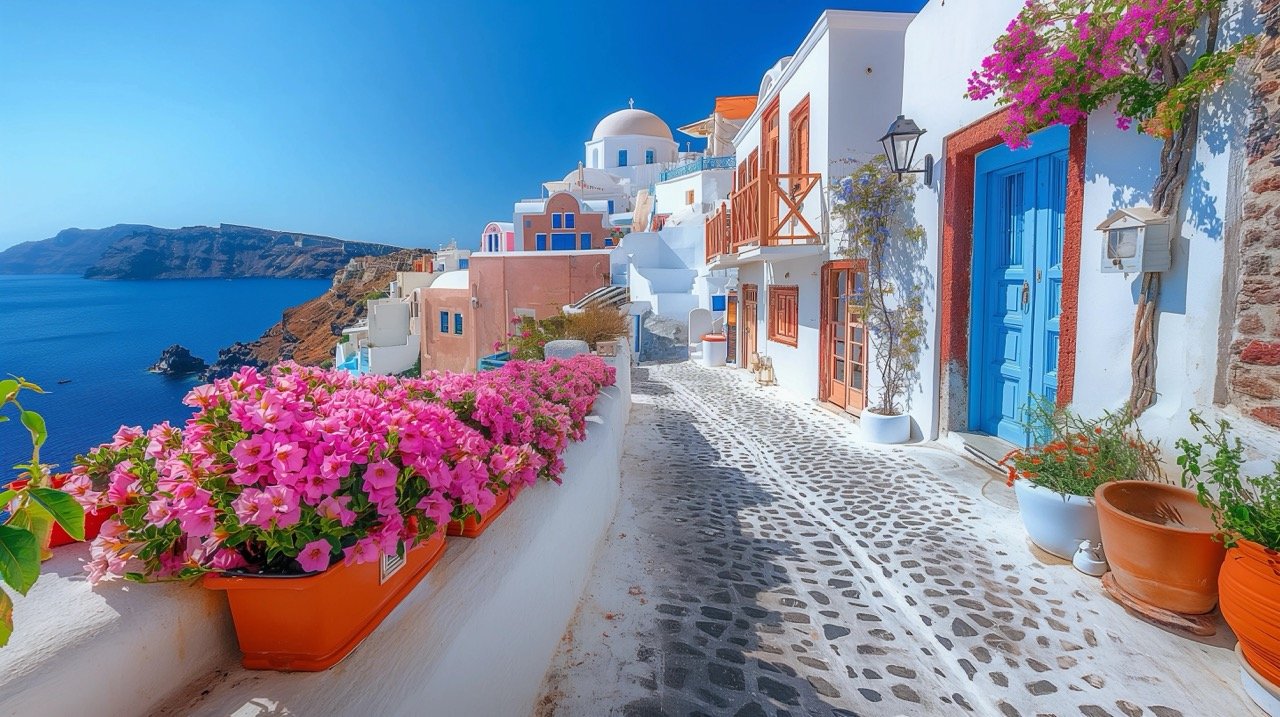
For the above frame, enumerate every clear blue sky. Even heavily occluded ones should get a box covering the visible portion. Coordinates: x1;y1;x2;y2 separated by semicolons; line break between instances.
0;1;927;251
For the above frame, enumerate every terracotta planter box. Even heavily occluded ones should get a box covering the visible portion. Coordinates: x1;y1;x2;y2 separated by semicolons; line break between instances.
1095;480;1225;615
204;530;446;671
1222;540;1280;690
447;488;511;539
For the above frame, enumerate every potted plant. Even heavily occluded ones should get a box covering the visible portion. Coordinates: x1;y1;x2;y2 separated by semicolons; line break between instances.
71;357;615;670
1177;413;1280;693
999;397;1160;560
0;377;85;647
830;159;925;444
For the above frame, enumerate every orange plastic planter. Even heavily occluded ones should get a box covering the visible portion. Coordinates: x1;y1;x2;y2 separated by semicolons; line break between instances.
204;530;446;671
1221;540;1280;688
447;488;511;539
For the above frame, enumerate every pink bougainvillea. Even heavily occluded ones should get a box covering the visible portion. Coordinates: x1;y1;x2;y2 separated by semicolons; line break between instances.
967;0;1251;148
66;355;615;583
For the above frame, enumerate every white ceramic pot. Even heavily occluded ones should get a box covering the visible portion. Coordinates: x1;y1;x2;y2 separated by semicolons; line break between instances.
1013;479;1102;560
1239;644;1280;717
860;410;911;444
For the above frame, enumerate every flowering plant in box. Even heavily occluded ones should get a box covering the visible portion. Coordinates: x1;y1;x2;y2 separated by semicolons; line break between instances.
998;396;1161;497
67;355;614;584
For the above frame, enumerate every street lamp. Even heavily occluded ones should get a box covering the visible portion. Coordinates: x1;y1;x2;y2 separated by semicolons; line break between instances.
879;115;934;187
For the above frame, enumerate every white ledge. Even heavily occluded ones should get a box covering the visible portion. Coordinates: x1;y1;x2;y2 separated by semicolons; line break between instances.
0;352;631;717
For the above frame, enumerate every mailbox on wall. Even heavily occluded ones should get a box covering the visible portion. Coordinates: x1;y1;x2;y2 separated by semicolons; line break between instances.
1096;207;1171;274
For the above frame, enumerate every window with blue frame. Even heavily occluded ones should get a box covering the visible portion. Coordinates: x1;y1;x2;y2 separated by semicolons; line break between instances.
565;213;575;229
604;238;614;247
645;149;655;164
607;200;614;214
459;258;469;269
552;213;562;229
439;311;449;333
536;233;547;250
580;233;591;249
617;149;628;166
551;233;576;250
453;313;463;335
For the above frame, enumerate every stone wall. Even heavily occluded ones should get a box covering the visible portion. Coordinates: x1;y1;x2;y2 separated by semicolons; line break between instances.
1229;0;1280;427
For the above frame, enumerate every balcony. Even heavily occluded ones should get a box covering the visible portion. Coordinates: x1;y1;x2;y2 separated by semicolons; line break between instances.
658;155;736;182
729;172;822;252
704;202;731;262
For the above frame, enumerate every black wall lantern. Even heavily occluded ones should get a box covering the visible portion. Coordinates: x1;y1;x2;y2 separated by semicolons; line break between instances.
879;115;934;187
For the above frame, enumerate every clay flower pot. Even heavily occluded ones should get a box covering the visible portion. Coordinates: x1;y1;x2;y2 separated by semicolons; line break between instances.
1095;481;1226;614
204;530;446;671
1221;540;1280;689
1014;480;1102;560
447;488;512;539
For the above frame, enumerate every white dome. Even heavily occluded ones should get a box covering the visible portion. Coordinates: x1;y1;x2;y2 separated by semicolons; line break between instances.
591;108;673;141
428;270;468;290
562;167;622;188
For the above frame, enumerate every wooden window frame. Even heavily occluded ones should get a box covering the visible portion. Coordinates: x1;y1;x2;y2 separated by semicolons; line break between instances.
767;285;799;347
788;96;811;176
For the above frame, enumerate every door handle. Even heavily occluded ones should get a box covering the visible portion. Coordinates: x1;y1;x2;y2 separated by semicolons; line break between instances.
1021;281;1030;308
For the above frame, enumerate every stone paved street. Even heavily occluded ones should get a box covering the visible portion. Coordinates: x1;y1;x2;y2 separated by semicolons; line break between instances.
536;362;1256;717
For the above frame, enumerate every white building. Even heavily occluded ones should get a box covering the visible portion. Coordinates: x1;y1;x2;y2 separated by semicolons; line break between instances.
584;104;680;190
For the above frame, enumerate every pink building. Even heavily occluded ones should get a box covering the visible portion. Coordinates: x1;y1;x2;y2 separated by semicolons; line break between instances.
480;222;515;253
514;192;617;251
419;250;615;373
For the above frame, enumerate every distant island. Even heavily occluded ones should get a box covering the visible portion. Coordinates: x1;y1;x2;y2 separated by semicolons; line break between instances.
0;223;405;280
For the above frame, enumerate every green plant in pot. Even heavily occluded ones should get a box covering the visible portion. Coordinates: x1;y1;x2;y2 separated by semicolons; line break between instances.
0;377;85;646
1178;413;1280;689
1000;396;1159;561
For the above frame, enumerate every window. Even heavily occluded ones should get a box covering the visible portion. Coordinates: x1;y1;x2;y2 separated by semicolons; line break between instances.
535;233;547;251
685;190;695;205
604;238;614;247
645;149;655;164
607;200;615;214
551;233;576;250
768;285;799;347
439;311;449;334
552;213;562;229
523;219;531;228
788;96;811;176
618;149;628;166
591;148;599;167
565;212;575;229
453;313;463;335
459;258;469;269
580;233;591;249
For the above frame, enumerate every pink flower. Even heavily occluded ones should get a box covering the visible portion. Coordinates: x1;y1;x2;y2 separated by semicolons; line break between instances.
297;539;333;573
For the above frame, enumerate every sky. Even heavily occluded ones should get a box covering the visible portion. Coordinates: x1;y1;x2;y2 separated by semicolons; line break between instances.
0;0;928;251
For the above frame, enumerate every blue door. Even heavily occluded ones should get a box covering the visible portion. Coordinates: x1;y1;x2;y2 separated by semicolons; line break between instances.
969;126;1068;446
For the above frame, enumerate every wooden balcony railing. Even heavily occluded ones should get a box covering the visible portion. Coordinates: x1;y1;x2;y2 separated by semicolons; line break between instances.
728;172;822;252
705;203;731;261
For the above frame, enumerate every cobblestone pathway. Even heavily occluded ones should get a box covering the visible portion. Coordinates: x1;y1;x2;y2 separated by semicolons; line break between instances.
536;363;1252;717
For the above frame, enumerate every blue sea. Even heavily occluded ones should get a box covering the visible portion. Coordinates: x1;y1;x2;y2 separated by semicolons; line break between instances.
0;275;330;479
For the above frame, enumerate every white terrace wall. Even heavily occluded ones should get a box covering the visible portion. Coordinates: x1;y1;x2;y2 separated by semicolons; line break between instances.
0;350;633;717
899;0;1265;455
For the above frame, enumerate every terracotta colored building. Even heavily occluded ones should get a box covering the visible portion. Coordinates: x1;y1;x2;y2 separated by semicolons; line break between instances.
419;250;615;373
515;192;617;251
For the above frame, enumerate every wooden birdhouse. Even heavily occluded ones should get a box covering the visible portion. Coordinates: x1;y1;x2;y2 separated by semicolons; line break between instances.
1096;207;1171;274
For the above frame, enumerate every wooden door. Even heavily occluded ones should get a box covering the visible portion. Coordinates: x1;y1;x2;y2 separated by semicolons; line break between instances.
821;261;868;413
970;125;1068;445
741;284;758;369
762;103;780;236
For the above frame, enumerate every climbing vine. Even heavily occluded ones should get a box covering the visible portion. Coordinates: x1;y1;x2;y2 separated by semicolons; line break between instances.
968;0;1255;414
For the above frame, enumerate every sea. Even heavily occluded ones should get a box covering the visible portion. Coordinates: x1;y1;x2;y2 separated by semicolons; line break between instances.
0;275;331;481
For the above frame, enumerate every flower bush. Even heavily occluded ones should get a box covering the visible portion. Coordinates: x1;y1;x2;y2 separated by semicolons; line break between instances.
966;0;1254;148
65;355;615;583
1177;412;1280;550
999;396;1161;496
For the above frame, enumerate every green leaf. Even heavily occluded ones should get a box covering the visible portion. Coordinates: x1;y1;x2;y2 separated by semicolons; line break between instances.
0;588;12;647
0;379;18;404
26;488;84;540
19;410;46;449
0;489;14;506
0;524;40;596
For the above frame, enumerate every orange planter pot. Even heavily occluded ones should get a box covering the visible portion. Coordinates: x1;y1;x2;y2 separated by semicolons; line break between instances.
204;530;446;671
1095;481;1226;615
1221;540;1280;688
447;488;511;539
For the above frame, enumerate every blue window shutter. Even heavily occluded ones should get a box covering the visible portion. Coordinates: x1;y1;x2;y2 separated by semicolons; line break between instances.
536;233;547;251
565;213;575;229
712;295;727;311
552;213;562;229
551;233;576;250
605;238;614;247
618;149;627;166
454;313;463;335
607;200;614;214
580;233;591;249
645;149;654;164
459;258;469;269
439;311;449;333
